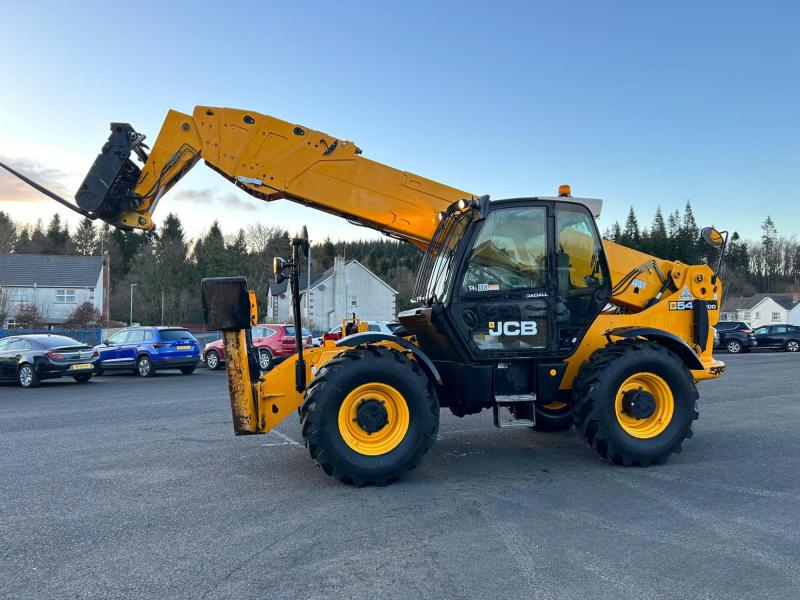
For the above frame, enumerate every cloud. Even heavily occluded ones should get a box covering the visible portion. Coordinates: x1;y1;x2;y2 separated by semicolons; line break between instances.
0;156;72;201
174;187;258;212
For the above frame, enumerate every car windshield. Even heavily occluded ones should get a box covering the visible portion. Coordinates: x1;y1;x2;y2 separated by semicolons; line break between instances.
159;329;193;340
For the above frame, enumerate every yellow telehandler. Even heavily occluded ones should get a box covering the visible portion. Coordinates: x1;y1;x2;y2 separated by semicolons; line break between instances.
0;106;727;486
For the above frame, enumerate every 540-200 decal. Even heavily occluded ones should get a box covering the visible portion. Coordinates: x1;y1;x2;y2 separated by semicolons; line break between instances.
669;301;718;311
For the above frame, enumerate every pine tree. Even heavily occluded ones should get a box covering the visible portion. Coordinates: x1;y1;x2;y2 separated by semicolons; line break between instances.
0;211;17;252
73;218;96;256
45;214;70;254
618;207;641;248
648;207;668;259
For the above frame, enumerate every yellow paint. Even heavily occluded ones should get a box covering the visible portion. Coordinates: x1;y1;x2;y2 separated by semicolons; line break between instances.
337;383;410;456
614;372;675;439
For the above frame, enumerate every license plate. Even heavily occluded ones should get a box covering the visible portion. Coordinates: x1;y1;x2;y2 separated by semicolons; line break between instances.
176;345;191;350
70;363;93;371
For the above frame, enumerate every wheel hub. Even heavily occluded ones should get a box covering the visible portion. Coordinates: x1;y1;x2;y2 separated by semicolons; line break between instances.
621;389;657;420
355;399;389;434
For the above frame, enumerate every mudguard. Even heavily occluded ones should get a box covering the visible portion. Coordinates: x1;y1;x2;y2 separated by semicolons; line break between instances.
336;332;443;386
604;326;704;370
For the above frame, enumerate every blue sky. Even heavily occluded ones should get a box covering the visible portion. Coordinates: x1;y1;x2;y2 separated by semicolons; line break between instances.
0;0;797;243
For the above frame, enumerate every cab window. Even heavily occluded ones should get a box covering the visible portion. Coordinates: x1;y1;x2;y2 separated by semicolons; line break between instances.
556;205;605;292
127;330;146;343
461;206;547;293
0;338;10;351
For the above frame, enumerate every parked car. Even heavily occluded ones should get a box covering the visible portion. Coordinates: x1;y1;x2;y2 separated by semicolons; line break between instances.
203;324;313;371
0;334;97;388
714;321;756;354
752;324;800;352
315;320;402;346
94;327;201;377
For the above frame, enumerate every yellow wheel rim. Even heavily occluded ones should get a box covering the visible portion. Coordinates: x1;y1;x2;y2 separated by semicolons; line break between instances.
337;383;410;456
614;372;674;439
542;401;568;411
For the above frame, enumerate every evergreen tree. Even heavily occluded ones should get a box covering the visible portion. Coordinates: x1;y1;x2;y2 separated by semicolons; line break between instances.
0;211;17;252
73;218;96;256
30;220;47;253
648;207;668;259
618;207;641;248
45;214;70;254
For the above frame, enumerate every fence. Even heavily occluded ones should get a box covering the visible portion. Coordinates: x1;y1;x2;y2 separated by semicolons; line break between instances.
0;326;218;348
0;327;103;346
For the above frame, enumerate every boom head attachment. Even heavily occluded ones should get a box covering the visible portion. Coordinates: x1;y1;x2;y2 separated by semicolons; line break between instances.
75;123;147;227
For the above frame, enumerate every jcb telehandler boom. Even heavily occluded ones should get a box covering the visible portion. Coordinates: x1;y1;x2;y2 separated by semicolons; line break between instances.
1;106;726;486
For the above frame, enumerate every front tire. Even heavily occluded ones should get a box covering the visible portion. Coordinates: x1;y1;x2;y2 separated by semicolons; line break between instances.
180;366;196;375
17;364;40;388
726;340;743;354
73;373;92;383
300;346;439;486
572;341;699;467
136;355;155;378
784;339;800;353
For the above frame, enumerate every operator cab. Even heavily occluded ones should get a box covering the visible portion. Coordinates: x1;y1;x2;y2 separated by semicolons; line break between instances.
399;189;612;416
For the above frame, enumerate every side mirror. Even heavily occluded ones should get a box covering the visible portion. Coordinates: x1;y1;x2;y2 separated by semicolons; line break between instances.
273;257;287;284
701;227;725;248
103;339;110;345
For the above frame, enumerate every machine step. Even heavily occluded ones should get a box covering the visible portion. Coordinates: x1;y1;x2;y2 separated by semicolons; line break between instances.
494;393;536;404
493;404;536;428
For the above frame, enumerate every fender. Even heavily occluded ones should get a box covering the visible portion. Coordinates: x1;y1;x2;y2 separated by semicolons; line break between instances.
335;332;443;386
604;326;704;371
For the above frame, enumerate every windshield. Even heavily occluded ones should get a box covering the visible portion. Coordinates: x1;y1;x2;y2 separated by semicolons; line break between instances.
413;205;471;304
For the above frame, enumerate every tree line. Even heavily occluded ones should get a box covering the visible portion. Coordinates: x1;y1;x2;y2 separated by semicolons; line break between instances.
1;202;797;327
605;202;800;298
0;211;421;327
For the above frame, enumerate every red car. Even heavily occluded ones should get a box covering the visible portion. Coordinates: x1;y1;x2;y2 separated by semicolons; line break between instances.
203;324;313;371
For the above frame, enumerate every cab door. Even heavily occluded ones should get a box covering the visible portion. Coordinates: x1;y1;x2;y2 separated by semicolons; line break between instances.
449;203;555;359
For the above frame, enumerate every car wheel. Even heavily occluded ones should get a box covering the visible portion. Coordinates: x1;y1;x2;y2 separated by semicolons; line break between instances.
258;349;273;371
73;374;92;383
726;340;742;354
205;350;221;370
137;355;156;377
784;339;800;353
95;368;104;376
17;364;40;388
180;366;196;375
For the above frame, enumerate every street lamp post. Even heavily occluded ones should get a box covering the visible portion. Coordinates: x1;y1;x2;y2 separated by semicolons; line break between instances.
129;283;137;326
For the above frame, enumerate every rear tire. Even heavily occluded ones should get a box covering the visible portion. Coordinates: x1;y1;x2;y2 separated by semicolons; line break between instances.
571;341;699;467
258;349;273;371
136;355;155;378
205;350;221;370
300;346;439;486
784;339;800;353
17;363;39;388
73;374;92;383
95;368;104;376
726;340;743;354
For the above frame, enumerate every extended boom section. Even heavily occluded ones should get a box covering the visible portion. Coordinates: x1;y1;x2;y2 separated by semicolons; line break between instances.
78;106;474;248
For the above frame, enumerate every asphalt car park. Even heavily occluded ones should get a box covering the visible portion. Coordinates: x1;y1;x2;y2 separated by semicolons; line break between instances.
1;354;799;599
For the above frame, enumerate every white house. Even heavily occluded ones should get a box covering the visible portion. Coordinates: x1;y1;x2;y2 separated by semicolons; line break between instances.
0;254;109;327
720;292;800;328
267;257;397;330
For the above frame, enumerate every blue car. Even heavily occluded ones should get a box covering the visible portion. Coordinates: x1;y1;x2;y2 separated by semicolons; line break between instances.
94;326;200;377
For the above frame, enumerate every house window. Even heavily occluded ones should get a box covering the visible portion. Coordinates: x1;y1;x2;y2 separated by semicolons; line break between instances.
349;295;358;307
744;311;751;320
754;311;760;320
772;312;781;322
10;288;28;302
56;289;76;304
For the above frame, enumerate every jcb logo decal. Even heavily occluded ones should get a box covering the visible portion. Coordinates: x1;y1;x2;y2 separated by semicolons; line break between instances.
489;321;538;336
